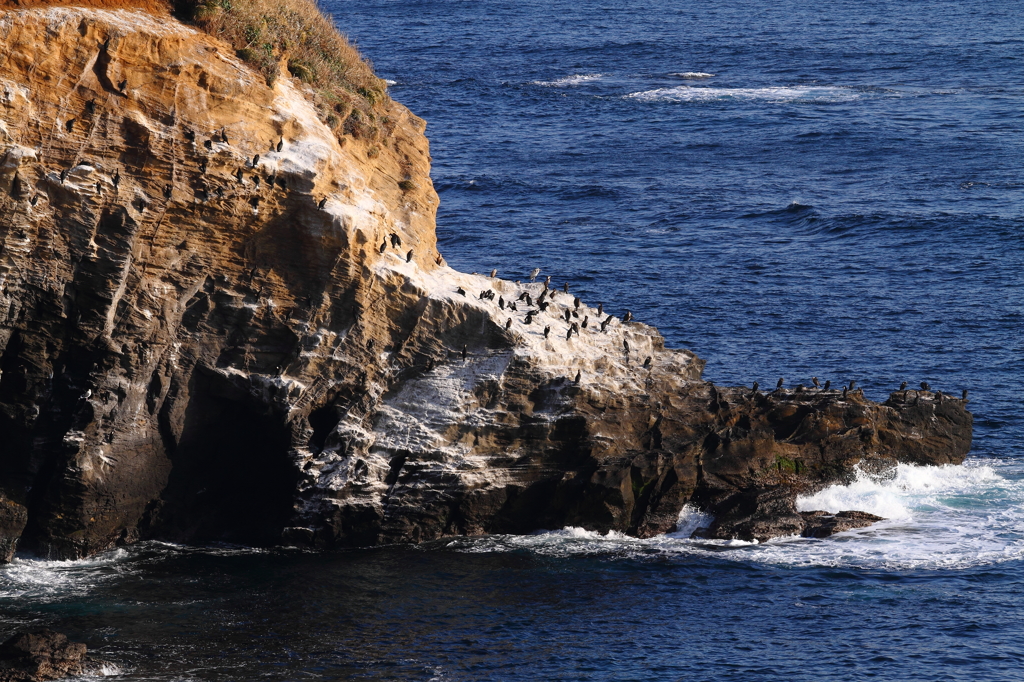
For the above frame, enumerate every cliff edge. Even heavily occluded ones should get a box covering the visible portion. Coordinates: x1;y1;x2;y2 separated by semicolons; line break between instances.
0;4;972;561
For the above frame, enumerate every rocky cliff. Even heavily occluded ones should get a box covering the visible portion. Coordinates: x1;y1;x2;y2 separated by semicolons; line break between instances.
0;4;972;562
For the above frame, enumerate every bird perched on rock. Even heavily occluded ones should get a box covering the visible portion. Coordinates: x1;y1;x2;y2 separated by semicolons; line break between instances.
544;325;551;338
921;381;930;391
842;386;849;398
849;380;857;390
253;176;261;189
235;168;244;183
379;240;387;254
59;167;68;184
900;381;908;391
812;377;820;388
406;249;414;262
544;275;551;288
252;154;260;166
499;297;505;310
530;268;541;281
600;319;609;332
199;160;207;174
220;128;229;144
574;370;581;384
277;138;284;152
29;195;38;206
163;185;172;199
573;296;581;309
490;269;497;278
936;391;944;403
267;172;276;187
823;380;831;391
457;287;466;296
751;381;759;394
505;318;512;330
962;389;969;401
204;139;213;150
509;302;517;311
390;233;402;248
564;309;571;322
525;312;535;325
623;339;630;352
796;384;805;393
525;293;533;306
597;303;604;316
777;377;784;390
65;119;75;133
571;322;579;335
95;182;102;195
539;301;550;312
517;292;527;302
112;169;121;189
462;345;467;360
563;282;570;293
643;356;652;369
623;311;633;323
566;328;572;340
581;315;589;329
479;290;488;300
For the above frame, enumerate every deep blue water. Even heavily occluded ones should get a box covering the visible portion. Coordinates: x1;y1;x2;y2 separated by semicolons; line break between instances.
2;1;1023;679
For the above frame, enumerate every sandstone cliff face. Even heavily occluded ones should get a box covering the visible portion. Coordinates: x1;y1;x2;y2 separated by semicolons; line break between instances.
0;7;972;561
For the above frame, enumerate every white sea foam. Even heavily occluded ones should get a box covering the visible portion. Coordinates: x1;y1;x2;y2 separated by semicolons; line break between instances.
669;72;716;79
533;73;604;87
448;459;1024;571
626;85;860;103
384;78;397;86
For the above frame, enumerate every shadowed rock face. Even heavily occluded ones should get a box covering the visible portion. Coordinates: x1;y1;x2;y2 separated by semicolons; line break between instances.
0;630;90;682
0;7;972;560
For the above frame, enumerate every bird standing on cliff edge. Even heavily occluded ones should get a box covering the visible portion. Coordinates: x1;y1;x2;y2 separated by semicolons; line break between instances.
277;138;284;152
379;240;387;254
490;269;497;278
623;339;630;353
529;268;541;281
812;377;820;388
544;325;551;338
407;249;414;263
921;381;930;391
462;345;467;360
623;311;633;323
751;381;759;394
643;357;652;369
777;377;784;390
574;370;581;384
505;318;512;330
390;233;402;248
823;380;831;391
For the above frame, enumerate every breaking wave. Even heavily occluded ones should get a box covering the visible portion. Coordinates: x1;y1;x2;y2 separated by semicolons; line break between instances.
627;84;862;103
533;73;605;87
669;71;716;79
446;459;1024;571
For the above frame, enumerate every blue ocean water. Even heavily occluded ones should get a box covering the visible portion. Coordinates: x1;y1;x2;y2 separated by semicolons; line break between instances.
2;0;1023;679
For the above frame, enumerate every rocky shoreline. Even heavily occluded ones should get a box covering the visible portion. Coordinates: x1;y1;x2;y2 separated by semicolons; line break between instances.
0;5;971;562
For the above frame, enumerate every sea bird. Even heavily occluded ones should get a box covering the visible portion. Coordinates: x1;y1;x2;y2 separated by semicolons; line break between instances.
544;325;551;338
252;154;260;166
581;315;588;329
643;357;652;369
277;138;284;152
777;377;784;390
849;380;857;390
812;377;820;388
597;303;604;316
962;389;969;401
900;381;908;391
406;249;414;262
529;268;541;281
563;282;570;293
490;269;497;278
390;233;402;248
462;345;467;360
843;386;849;398
573;296;581;309
623;339;630;352
499;297;505;310
574;370;581;384
751;381;759;394
379;240;387;254
505;318;512;331
823;380;831;391
566;328;572;340
921;381;930;391
623;311;633;323
457;287;466;296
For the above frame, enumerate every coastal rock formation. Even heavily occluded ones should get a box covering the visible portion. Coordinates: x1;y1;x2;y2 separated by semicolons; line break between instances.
0;5;972;560
0;630;92;682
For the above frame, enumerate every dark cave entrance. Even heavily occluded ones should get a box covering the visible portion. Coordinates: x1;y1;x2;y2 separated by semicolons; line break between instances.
153;368;298;545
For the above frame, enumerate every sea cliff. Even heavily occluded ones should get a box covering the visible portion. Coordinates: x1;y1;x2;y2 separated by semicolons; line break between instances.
0;3;972;561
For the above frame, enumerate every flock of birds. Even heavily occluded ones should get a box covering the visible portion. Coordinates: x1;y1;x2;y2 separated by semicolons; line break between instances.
448;267;651;385
443;268;971;404
753;377;968;404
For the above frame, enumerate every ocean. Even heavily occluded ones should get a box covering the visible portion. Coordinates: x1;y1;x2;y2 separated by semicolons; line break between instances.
2;0;1022;679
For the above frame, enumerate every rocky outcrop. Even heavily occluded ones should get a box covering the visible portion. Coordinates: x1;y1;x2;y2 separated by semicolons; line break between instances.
0;630;92;682
0;5;972;560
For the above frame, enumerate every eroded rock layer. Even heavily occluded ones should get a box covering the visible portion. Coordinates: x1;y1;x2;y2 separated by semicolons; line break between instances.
0;7;971;560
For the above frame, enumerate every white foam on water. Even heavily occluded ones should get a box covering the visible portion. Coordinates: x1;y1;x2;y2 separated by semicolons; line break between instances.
533;73;605;87
384;78;397;86
449;459;1024;571
669;72;716;79
626;85;860;103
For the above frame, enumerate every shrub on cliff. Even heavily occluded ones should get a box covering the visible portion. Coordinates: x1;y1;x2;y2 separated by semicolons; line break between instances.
175;0;390;139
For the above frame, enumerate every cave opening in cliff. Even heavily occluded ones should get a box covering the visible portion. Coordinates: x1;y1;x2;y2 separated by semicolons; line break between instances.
152;368;298;545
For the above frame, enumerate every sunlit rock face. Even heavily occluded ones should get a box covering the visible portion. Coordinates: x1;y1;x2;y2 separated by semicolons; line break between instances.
0;6;971;561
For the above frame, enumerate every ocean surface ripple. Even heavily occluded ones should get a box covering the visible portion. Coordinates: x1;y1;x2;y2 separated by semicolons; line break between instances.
3;0;1022;679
